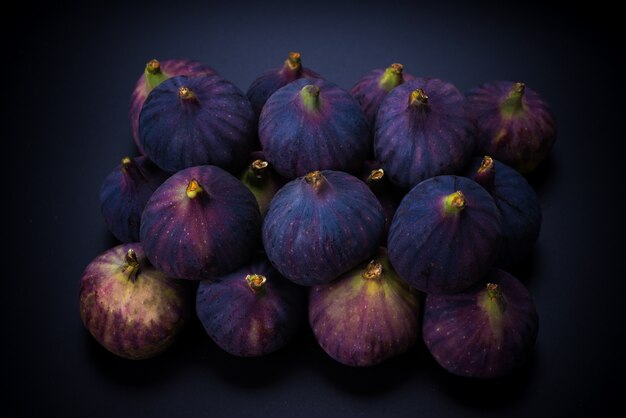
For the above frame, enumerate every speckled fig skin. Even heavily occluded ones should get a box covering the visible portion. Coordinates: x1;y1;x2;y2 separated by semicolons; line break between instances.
129;59;217;154
467;81;557;173
464;156;541;268
309;248;421;367
140;165;262;280
350;63;414;128
139;75;256;174
388;175;502;294
239;151;286;217
196;254;306;357
79;244;191;360
259;78;370;180
423;268;538;378
374;78;475;189
246;52;321;117
263;170;385;286
99;156;169;243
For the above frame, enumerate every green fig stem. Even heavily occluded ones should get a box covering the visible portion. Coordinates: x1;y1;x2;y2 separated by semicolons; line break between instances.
500;82;526;117
121;248;140;282
300;85;321;112
442;191;466;215
243;160;270;187
246;274;267;293
305;170;325;192
362;260;383;280
475;156;496;192
286;52;302;71
485;283;507;313
379;63;404;91
409;88;429;110
186;179;204;199
145;59;169;92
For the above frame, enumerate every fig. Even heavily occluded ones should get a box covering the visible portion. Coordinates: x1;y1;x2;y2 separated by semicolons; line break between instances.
129;58;217;153
139;74;256;173
140;165;262;280
465;156;542;268
350;63;413;128
259;78;370;180
99;156;169;243
79;244;190;360
263;170;385;286
239;151;286;217
309;248;421;366
422;268;539;378
388;175;501;294
467;81;557;173
374;78;475;189
196;254;306;357
246;52;321;117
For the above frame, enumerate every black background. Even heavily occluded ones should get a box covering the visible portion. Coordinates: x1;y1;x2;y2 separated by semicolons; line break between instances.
6;1;625;416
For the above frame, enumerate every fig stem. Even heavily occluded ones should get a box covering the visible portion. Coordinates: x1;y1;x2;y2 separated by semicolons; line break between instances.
362;260;383;280
486;283;507;312
366;168;385;184
286;52;302;71
442;191;466;215
300;84;321;112
178;86;197;102
305;170;325;192
145;59;168;92
409;88;429;109
243;160;270;187
121;156;149;182
379;63;404;91
186;179;203;199
500;82;526;116
121;248;140;282
246;274;267;293
475;156;496;192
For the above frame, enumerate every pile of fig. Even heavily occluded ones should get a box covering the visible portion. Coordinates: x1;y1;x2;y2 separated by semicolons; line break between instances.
80;53;556;378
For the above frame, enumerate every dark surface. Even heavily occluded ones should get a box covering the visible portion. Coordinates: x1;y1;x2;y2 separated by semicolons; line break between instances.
6;1;625;416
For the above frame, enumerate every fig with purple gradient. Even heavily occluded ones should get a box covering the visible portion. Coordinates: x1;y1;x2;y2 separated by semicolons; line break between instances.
79;244;191;360
423;268;539;378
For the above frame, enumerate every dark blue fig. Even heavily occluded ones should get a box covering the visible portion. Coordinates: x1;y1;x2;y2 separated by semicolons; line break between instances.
140;165;262;280
259;78;370;180
467;81;557;173
79;244;191;360
464;156;542;269
423;268;539;378
196;254;306;357
139;75;256;173
388;175;501;294
129;58;217;154
246;52;321;117
99;156;169;243
263;170;385;286
239;151;286;217
374;78;475;189
309;248;421;366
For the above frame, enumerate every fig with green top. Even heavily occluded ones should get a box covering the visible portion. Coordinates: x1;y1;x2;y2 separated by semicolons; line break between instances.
239;151;286;217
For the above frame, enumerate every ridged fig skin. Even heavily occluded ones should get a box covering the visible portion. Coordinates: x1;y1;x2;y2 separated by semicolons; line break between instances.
99;156;169;243
263;170;385;286
140;165;262;280
374;77;475;189
467;81;557;173
388;175;502;294
309;248;421;367
79;243;191;360
239;150;286;217
130;59;217;153
259;78;370;180
423;268;539;378
464;157;541;268
139;75;256;174
196;255;306;357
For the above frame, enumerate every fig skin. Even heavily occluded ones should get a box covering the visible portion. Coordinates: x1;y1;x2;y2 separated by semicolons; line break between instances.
259;78;370;180
196;255;306;357
423;268;539;378
129;58;217;154
388;175;502;294
467;81;557;173
99;156;169;243
79;244;191;360
263;170;385;286
139;75;256;174
140;165;262;280
246;52;321;117
464;156;542;268
309;248;421;367
374;78;475;189
238;151;286;218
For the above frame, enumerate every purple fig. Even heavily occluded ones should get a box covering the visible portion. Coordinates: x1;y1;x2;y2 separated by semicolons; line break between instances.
388;175;502;294
467;81;557;173
99;156;169;243
196;254;306;357
129;58;217;153
374;78;475;189
309;248;421;366
140;165;262;280
423;268;539;378
263;170;385;286
79;244;190;360
259;78;370;180
246;52;321;117
239;151;286;217
139;75;256;173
